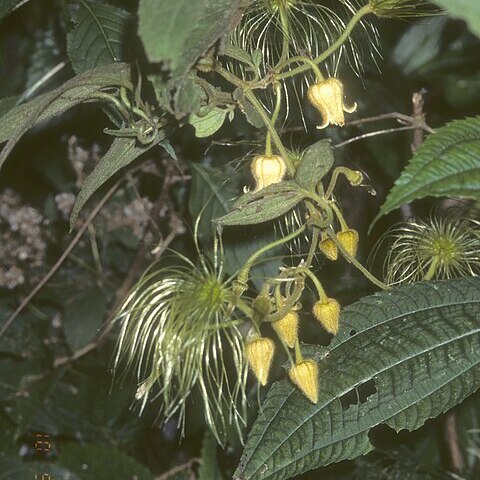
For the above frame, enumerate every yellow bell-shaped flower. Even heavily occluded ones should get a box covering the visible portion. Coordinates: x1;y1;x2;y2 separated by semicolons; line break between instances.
313;297;341;335
289;360;319;403
318;236;338;261
272;311;299;348
251;154;287;191
245;337;275;386
338;229;359;258
307;77;357;129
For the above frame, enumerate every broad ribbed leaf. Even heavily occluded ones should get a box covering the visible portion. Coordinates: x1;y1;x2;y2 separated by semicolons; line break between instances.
138;0;242;81
235;277;480;480
67;0;131;74
189;164;283;288
374;117;480;225
190;107;228;138
295;139;333;192
433;0;480;38
69;134;166;229
216;191;304;226
0;63;132;172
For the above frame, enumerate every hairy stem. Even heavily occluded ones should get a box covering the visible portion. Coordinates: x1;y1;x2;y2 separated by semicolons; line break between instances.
276;4;373;80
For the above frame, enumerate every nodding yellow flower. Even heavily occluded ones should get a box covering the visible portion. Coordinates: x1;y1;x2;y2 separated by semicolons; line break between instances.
338;228;359;258
307;77;357;129
313;297;341;335
246;337;275;385
251;154;287;191
319;235;338;261
289;359;319;403
272;311;299;348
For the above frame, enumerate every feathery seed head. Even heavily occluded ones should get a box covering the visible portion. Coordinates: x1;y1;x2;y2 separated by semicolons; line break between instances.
380;215;480;285
113;255;248;444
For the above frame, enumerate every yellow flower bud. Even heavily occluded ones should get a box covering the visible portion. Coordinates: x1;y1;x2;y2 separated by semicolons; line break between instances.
313;298;340;335
318;237;338;261
272;311;299;348
307;77;357;129
289;359;319;404
338;229;359;258
251;154;287;191
245;337;275;386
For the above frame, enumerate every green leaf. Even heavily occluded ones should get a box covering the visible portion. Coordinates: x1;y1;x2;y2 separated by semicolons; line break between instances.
235;277;480;480
374;116;480;226
138;0;243;81
67;0;132;74
0;63;132;172
175;75;207;118
295;139;334;191
190;107;228;137
199;430;223;480
433;0;480;38
215;180;305;227
58;443;153;480
69;134;167;230
63;286;108;351
233;88;264;128
189;164;284;288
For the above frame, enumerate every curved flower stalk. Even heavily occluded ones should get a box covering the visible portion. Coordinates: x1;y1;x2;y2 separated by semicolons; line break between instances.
377;214;480;285
113;252;248;444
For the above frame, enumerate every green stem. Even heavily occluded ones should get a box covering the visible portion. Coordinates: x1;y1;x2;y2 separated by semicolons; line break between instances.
325;167;358;198
245;89;293;174
330;202;348;231
280;56;324;83
423;258;439;281
265;84;283;156
238;224;307;285
276;4;291;67
298;267;326;299
91;92;131;121
214;66;293;175
326;228;389;290
305;227;320;267
294;338;303;363
276;4;373;81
